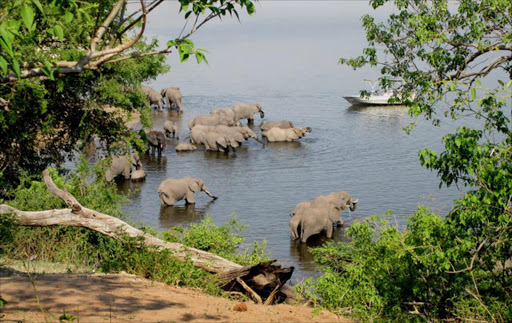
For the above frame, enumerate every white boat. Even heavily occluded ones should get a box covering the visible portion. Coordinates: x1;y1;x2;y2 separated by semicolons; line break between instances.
343;79;414;106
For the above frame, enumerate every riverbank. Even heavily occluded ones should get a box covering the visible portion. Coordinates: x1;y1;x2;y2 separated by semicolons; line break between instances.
0;267;345;322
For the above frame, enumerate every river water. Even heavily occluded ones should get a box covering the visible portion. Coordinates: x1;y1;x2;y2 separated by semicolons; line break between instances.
117;1;475;282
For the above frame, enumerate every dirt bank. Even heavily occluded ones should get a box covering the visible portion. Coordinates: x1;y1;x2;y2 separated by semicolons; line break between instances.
0;271;346;322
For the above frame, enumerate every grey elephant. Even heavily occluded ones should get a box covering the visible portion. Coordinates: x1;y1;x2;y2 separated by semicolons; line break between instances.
290;192;358;243
262;127;312;142
105;153;142;182
130;168;146;181
188;114;235;129
211;107;240;126
161;87;183;113
147;130;166;154
261;120;294;131
175;143;197;152
158;177;217;205
141;85;164;111
232;102;265;125
164;120;179;138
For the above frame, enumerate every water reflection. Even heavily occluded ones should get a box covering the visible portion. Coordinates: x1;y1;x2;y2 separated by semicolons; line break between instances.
115;178;145;195
263;141;304;151
141;154;167;170
345;104;410;117
159;201;214;228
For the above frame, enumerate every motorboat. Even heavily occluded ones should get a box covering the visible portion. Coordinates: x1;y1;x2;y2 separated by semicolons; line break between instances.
343;79;415;106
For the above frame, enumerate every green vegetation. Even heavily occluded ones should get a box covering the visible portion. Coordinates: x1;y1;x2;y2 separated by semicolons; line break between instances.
0;0;257;196
0;165;268;295
302;0;512;321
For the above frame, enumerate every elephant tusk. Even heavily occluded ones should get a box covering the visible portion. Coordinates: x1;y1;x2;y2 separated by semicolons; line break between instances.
353;199;358;204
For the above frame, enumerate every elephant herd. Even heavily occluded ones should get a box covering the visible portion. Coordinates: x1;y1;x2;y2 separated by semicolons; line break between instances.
102;84;357;243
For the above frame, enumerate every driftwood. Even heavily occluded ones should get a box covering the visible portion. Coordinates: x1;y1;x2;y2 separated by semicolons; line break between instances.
0;169;294;303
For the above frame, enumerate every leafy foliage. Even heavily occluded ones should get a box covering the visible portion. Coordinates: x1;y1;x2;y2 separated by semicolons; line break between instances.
162;216;270;266
304;0;512;320
0;0;258;195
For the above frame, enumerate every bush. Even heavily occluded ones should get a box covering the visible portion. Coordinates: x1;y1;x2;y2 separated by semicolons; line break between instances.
161;215;270;266
302;207;512;321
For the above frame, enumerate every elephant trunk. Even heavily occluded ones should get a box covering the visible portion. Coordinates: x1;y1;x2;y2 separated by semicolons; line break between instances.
349;199;358;212
203;187;218;200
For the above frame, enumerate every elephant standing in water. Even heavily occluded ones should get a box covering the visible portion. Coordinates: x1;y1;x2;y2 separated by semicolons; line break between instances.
232;102;265;125
105;153;142;182
161;87;183;113
290;192;358;243
164;120;179;138
262;127;312;142
158;177;217;205
147;130;166;154
260;120;294;131
141;85;164;111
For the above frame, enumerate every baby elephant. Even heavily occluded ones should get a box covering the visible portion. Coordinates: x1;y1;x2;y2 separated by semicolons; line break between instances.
164;120;179;138
260;120;294;131
262;127;312;142
175;143;197;152
158;177;217;206
105;153;142;182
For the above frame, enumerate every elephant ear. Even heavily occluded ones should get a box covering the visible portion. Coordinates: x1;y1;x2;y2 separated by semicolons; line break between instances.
189;178;202;192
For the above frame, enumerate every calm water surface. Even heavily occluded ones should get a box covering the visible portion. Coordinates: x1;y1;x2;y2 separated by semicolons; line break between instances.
116;2;473;282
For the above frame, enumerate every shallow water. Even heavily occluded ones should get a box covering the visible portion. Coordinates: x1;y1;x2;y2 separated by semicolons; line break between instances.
114;2;475;282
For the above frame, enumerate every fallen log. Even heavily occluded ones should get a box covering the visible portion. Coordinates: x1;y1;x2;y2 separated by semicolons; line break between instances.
0;169;294;303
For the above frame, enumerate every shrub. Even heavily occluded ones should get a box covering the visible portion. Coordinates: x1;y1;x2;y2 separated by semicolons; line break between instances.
302;206;512;321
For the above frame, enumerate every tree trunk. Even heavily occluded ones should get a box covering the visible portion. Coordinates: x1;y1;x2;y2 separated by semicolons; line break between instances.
0;169;295;303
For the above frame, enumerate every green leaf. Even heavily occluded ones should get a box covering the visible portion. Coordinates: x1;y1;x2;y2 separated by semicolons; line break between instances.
31;0;44;15
21;5;35;30
471;87;476;100
0;38;13;58
0;55;7;75
64;11;74;23
54;25;64;40
246;2;256;15
12;58;20;78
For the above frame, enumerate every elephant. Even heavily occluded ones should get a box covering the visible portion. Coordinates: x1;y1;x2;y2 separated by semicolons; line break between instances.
232;102;265;125
188;114;235;129
175;143;197;152
164;120;179;138
238;126;258;140
290;201;311;240
105;153;142;182
214;125;246;145
262;127;312;142
203;132;233;152
289;192;358;243
297;204;342;243
141;85;164;111
211;107;240;126
158;177;217;205
260;120;294;131
189;125;213;145
161;87;183;113
147;130;166;154
130;168;146;181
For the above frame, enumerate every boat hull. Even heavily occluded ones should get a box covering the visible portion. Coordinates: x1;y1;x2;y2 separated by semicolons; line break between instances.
343;94;412;106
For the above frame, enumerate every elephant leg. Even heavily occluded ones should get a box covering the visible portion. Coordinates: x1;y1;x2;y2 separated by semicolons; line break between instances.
185;191;196;204
290;217;300;240
247;118;254;125
159;192;176;206
325;221;334;239
123;167;131;180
